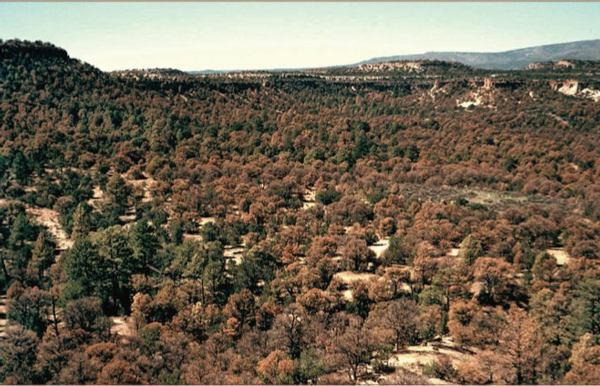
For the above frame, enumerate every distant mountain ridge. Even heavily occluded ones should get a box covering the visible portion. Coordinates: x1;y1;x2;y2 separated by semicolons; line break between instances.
355;39;600;70
3;38;600;74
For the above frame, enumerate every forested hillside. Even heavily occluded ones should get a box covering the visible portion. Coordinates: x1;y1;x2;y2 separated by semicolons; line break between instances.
1;40;600;385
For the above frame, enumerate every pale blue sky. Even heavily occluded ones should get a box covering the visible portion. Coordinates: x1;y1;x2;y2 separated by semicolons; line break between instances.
1;3;600;71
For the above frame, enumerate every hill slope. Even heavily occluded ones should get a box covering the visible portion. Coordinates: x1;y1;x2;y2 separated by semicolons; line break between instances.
2;40;600;385
356;39;600;70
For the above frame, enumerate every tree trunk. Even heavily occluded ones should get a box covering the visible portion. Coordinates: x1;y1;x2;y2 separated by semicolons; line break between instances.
51;294;60;338
0;256;10;282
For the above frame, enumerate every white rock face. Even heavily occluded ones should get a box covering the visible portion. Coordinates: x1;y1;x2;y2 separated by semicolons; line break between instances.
552;80;600;102
558;81;579;96
358;61;424;73
545;248;571;266
458;98;482;108
557;60;576;69
581;88;600;102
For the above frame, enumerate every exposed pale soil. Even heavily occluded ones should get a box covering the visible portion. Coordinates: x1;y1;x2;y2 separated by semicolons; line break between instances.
26;207;73;251
545;248;571;265
110;316;133;337
369;238;390;259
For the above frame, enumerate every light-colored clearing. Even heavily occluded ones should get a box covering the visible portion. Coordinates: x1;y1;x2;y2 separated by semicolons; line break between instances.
470;282;484;297
302;201;317;210
388;339;475;383
342;289;354;301
199;217;216;226
558;82;578;96
183;234;203;242
447;248;460;257
26;207;73;251
458;97;482;108
369;238;390;259
110;316;133;337
224;246;244;265
128;176;157;203
302;189;317;210
303;189;316;202
466;189;527;206
581;88;600;102
92;185;103;199
334;271;379;284
119;213;137;223
87;185;104;209
545;248;571;266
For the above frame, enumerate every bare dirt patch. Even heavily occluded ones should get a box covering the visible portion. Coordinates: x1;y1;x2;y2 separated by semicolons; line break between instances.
387;339;476;384
87;185;104;209
119;213;137;223
334;269;411;301
183;234;203;242
302;188;317;210
466;189;527;207
341;289;354;301
369;238;389;259
394;184;567;213
447;248;460;258
302;201;317;210
26;207;73;251
224;246;245;265
334;271;379;284
128;174;157;203
110;316;133;337
545;248;571;265
199;217;216;226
